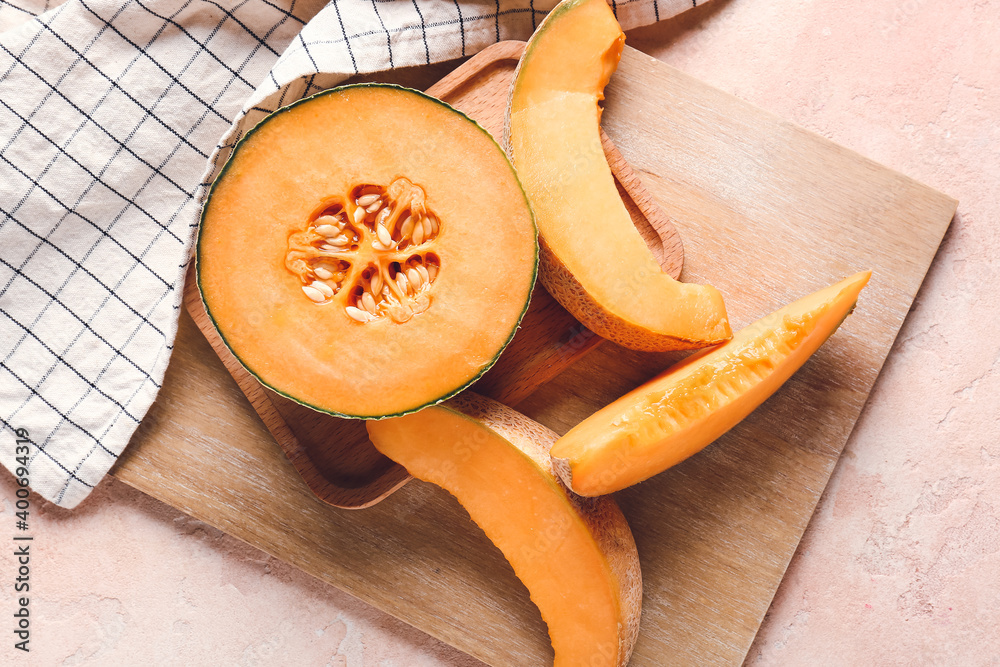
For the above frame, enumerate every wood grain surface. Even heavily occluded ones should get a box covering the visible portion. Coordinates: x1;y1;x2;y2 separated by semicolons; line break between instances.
111;43;957;666
179;41;684;509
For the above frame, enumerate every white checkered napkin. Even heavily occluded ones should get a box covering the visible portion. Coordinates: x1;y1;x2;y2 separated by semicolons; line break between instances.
0;0;707;509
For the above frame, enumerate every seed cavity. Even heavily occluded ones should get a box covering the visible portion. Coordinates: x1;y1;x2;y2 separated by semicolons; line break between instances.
285;179;443;322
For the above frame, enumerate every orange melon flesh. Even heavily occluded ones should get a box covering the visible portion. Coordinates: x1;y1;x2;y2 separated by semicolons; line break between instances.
551;271;872;496
506;0;731;351
366;393;641;667
198;85;536;418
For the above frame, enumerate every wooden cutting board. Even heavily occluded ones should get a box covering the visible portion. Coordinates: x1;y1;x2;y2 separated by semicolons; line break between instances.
177;41;685;511
111;43;957;665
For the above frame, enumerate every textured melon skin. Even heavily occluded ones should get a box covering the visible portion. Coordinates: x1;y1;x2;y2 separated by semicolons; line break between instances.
197;84;538;419
368;392;642;667
539;238;731;351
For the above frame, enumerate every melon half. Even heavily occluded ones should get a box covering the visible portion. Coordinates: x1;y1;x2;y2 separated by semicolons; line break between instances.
198;85;537;418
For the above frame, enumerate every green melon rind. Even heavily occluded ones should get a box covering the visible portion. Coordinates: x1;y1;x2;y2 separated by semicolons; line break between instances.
196;83;539;420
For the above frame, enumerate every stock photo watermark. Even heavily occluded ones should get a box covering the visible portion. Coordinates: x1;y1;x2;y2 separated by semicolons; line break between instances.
9;427;33;653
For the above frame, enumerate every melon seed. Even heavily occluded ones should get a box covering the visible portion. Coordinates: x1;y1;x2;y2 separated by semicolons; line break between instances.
357;193;380;207
353;207;366;223
362;291;377;314
311;280;334;298
376;224;392;246
302;285;325;302
346;306;371;322
406;267;422;289
400;215;414;240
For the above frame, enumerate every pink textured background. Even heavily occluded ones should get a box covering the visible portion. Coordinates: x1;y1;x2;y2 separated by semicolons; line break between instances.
3;0;998;664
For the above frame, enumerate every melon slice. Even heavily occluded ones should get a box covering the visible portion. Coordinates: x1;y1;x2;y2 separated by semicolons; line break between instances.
551;271;872;496
366;393;642;667
198;84;537;418
505;0;731;351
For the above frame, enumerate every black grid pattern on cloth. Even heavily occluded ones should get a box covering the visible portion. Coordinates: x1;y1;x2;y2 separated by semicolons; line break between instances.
1;0;700;508
0;0;313;507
